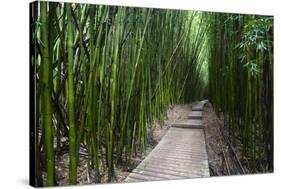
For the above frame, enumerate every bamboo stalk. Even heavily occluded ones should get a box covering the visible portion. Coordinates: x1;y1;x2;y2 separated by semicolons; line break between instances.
66;3;77;185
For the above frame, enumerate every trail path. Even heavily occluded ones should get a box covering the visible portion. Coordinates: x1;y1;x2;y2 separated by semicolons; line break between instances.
125;100;209;182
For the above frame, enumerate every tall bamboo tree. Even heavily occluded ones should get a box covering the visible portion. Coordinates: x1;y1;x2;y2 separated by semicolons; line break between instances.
66;3;77;185
39;1;55;186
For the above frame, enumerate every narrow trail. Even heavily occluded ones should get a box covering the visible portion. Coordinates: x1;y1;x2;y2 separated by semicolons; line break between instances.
125;100;209;182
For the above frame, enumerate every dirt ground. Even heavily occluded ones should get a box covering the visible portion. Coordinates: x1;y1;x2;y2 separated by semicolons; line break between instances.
203;102;246;176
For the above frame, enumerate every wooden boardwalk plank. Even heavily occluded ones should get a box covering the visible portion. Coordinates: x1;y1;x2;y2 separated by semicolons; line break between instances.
192;106;203;111
191;100;207;111
171;119;204;129
134;166;200;177
188;111;203;119
132;169;186;179
127;172;169;181
137;163;209;177
125;100;209;182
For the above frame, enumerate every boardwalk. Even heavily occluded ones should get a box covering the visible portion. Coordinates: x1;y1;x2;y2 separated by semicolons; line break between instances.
125;100;209;182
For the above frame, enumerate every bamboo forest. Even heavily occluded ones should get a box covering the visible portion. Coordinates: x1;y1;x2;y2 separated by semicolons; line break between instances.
29;1;273;187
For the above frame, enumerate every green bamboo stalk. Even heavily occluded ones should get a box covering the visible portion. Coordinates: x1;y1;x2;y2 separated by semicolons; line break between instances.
39;1;55;186
66;3;77;185
117;8;152;160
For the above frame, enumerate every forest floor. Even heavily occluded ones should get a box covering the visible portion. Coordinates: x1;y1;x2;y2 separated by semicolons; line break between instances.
48;102;246;186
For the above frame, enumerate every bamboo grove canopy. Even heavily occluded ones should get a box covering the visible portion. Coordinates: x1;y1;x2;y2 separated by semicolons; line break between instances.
30;1;273;187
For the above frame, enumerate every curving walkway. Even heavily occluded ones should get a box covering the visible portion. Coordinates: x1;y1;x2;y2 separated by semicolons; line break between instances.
125;100;209;182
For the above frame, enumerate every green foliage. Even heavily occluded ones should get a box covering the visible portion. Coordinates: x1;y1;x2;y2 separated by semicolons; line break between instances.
33;2;207;186
32;2;273;185
207;13;273;172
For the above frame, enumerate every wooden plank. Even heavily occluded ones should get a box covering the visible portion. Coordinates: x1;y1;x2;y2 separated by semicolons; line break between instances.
154;150;206;156
127;172;167;181
137;163;209;177
138;158;208;174
148;153;208;162
172;119;203;125
134;166;197;177
132;169;185;180
140;159;209;173
171;119;203;129
188;111;203;119
172;124;204;129
149;148;208;158
155;149;207;155
191;100;207;111
138;164;209;177
142;157;208;168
